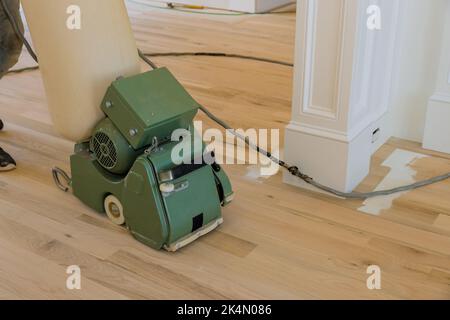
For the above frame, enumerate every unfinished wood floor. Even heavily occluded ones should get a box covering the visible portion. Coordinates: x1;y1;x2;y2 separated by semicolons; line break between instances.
0;2;449;299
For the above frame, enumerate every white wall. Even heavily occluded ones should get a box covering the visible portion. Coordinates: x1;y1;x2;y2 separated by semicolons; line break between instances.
423;4;450;153
434;5;450;96
388;0;449;142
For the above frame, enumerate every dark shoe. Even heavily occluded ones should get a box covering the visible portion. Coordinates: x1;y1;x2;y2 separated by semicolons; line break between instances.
0;147;16;171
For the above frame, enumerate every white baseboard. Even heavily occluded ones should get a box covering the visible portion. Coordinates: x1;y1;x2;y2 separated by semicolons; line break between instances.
253;0;294;13
423;94;450;154
154;0;294;13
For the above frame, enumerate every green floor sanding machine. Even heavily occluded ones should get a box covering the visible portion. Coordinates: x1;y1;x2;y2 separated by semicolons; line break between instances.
68;67;233;251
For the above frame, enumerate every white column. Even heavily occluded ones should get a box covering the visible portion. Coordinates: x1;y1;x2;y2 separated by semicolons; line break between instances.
423;4;450;154
284;0;400;192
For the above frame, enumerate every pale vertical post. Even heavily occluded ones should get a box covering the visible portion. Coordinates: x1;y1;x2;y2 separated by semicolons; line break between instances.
284;0;400;192
21;0;141;142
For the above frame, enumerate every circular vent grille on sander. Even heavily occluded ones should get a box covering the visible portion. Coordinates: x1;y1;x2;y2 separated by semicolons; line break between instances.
91;131;118;170
89;118;141;175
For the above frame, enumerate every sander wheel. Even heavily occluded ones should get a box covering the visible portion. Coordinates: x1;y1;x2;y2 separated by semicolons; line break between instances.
104;194;125;226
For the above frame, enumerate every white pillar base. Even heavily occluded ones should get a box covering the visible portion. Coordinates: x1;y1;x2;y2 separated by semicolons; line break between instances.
284;121;375;193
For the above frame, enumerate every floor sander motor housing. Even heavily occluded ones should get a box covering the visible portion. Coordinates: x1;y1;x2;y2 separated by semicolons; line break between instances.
70;68;233;251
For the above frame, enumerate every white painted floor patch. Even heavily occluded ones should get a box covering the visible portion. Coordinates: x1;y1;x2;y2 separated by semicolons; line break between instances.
245;165;272;183
358;149;428;216
244;148;284;182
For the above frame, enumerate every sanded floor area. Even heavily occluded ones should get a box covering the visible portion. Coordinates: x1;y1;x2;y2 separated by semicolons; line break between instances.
0;1;449;299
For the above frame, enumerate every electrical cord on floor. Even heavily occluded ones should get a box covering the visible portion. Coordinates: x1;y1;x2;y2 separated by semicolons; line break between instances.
138;49;158;70
143;52;293;67
5;4;450;199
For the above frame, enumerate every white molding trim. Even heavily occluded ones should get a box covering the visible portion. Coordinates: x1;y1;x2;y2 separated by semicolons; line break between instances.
287;121;349;143
301;0;346;120
430;92;450;104
288;111;378;143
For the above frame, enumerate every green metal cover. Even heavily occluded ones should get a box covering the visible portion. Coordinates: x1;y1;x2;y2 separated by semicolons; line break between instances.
101;67;200;150
71;142;224;250
142;141;226;244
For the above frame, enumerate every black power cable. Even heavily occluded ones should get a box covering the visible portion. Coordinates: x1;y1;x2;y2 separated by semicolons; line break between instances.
143;52;293;67
138;49;158;70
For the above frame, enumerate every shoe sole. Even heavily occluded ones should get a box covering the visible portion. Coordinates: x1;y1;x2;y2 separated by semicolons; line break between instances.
0;164;16;172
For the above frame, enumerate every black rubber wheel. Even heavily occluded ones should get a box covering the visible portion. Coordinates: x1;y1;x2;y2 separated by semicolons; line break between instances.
0;119;3;131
